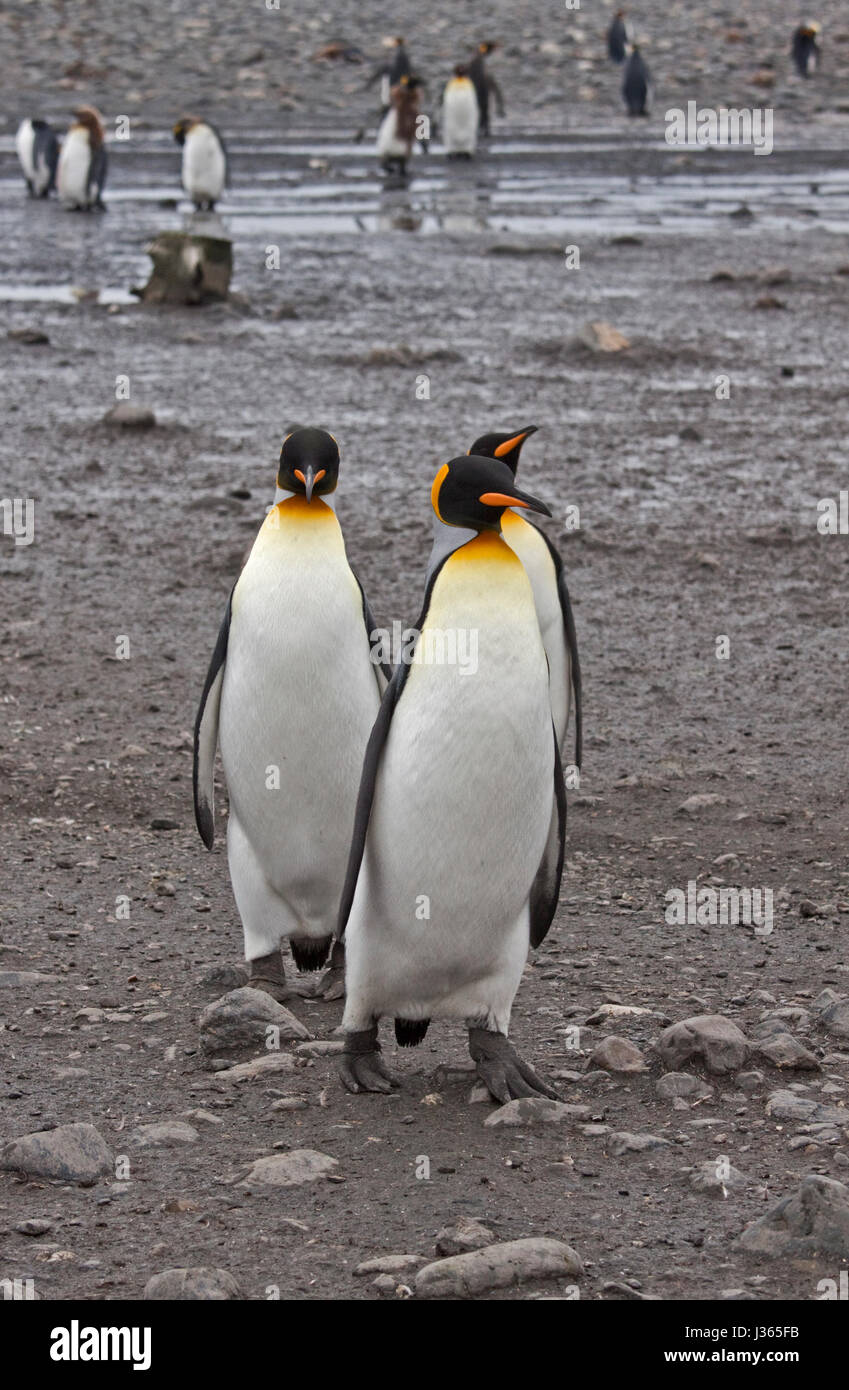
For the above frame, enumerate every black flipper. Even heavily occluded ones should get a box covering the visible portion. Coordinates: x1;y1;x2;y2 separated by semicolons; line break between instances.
533;525;583;770
528;729;567;949
192;587;234;849
88;144;108;204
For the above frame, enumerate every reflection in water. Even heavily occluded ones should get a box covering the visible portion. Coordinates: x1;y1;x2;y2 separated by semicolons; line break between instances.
376;188;423;234
183;209;228;239
376;183;491;235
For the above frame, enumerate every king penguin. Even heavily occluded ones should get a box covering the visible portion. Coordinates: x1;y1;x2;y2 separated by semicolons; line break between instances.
792;22;821;77
56;106;107;209
376;73;422;177
607;10;629;64
441;65;479;158
337;454;565;1101
15;118;60;197
173;116;228;211
466;426;582;769
622;45;651;116
193;428;387;1003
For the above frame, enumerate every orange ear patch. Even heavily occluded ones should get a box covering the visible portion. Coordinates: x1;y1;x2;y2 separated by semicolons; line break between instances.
479;492;527;508
431;462;450;521
494;432;527;458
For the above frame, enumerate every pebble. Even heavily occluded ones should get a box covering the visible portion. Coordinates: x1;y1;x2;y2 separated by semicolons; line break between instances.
415;1238;583;1300
766;1090;846;1125
656;1072;713;1101
103;403;157;429
354;1254;422;1276
689;1160;749;1196
213;1053;296;1083
238;1149;337;1190
0;1123;113;1184
484;1099;590;1127
754;1034;821;1070
129;1121;199;1149
608;1132;672;1155
435;1218;495;1256
677;793;726;815
589;1036;647;1074
657;1015;750;1075
0;971;60;988
144;1267;242;1300
295;1040;345;1057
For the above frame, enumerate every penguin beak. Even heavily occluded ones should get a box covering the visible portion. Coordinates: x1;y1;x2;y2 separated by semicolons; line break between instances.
478;486;551;517
294;466;326;502
494;426;539;459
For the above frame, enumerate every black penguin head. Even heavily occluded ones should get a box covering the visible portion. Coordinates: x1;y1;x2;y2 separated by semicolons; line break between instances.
478;41;499;55
468;425;539;477
431;455;551;533
454;63;469;77
277;427;340;502
173;116;199;146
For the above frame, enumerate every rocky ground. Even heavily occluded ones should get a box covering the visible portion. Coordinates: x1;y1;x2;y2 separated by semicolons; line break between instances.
1;1;849;1306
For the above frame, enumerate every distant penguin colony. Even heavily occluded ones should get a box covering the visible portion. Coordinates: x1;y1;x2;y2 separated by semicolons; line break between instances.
173;115;228;210
56;106;107;209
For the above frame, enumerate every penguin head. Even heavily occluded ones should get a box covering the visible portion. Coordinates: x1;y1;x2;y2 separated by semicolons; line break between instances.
454;63;469;77
468;425;539;476
173;116;199;146
72;106;105;146
431;455;551;533
277;427;340;502
478;41;499;55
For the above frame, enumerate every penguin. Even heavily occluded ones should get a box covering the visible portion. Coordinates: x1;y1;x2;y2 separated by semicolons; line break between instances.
622;45;651;116
173;117;228;211
337;454;566;1101
441;65;479;158
607;10;629;64
193;428;387;1003
15;118;60;197
468;41;505;137
56;107;107;209
792;21;821;77
365;36;412;116
466;426;582;768
376;74;422;178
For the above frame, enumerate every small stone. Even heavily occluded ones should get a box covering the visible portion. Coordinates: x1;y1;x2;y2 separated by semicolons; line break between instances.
238;1149;337;1189
199;987;310;1056
608;1131;671;1155
150;818;180;831
584;1004;664;1024
197;962;249;994
295;1040;345;1057
354;1254;422;1276
8;327;50;345
270;1096;308;1111
656;1072;713;1101
657;1015;750;1075
736;1175;849;1259
415;1238;582;1300
129;1121;199;1149
589;1037;646;1074
144;1268;242;1300
677;793;726;815
578;320;630;352
738;1071;765;1094
484;1099;589;1127
766;1090;846;1125
819;1000;849;1041
103;403;156;429
755;1034;821;1070
14;1218;54;1236
0;971;60;988
0;1123;113;1184
689;1161;749;1196
214;1053;296;1082
435;1218;495;1256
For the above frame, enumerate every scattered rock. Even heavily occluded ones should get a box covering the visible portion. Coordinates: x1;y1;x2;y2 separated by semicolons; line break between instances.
8;328;49;345
197;962;249;994
14;1218;54;1236
608;1131;671;1155
736;1175;849;1259
755;1034;821;1071
238;1149;337;1189
354;1254;422;1277
0;970;60;988
656;1072;713;1101
819;999;849;1041
435;1218;495;1257
129;1121;199;1149
102;403;157;429
198;987;310;1056
484;1099;589;1127
214;1053;296;1082
677;793;726;815
0;1123;113;1184
689;1161;749;1196
578;320;630;352
415;1238;582;1300
765;1089;846;1125
657;1015;750;1075
144;1268;242;1300
585;1003;664;1024
589;1036;647;1074
295;1040;345;1057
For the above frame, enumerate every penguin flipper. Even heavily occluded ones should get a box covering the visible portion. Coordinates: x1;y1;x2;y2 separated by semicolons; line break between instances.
528;733;567;949
89;144;107;202
535;527;582;770
192;588;233;849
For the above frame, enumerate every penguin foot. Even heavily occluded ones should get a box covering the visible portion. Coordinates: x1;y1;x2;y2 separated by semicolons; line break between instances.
339;1027;399;1094
248;949;292;1003
468;1027;559;1103
310;939;346;1001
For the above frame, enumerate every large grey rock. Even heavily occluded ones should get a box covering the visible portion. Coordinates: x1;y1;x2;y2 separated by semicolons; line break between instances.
0;1123;113;1184
144;1268;242;1300
415;1238;583;1299
238;1149;337;1189
484;1099;589;1127
736;1175;849;1258
199;987;310;1056
819;1000;849;1040
754;1034;820;1070
657;1015;750;1075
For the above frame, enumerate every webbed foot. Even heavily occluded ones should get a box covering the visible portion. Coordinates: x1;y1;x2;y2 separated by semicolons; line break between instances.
339;1026;399;1094
468;1026;559;1103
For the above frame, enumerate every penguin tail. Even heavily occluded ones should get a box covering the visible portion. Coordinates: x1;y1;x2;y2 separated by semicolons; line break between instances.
394;1017;430;1047
289;935;333;973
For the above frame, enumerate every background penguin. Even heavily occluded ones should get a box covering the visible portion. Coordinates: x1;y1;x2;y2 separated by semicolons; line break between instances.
607;10;629;64
193;428;387;1004
441;65;479;158
622;45;651;116
792;21;821;77
337;454;566;1101
376;74;422;177
365;36;413;117
173;116;228;211
468;41;505;137
15;118;60;197
56;106;107;209
467;426;582;767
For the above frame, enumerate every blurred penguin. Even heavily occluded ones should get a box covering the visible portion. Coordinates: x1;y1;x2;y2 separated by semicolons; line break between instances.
366;36;412;116
622;45;651;116
376;73;422;178
469;41;505;137
15;118;60;197
607;10;629;64
56;106;107;209
173;116;228;211
792;21;821;77
441;65;479;158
